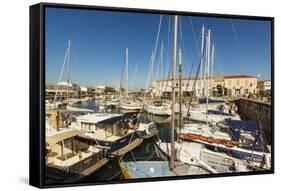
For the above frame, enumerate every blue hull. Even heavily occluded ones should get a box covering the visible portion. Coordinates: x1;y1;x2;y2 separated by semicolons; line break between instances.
203;142;265;163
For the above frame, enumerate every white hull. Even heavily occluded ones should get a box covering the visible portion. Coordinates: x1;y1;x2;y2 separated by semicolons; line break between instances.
144;105;172;116
185;110;240;124
156;141;250;173
120;104;142;110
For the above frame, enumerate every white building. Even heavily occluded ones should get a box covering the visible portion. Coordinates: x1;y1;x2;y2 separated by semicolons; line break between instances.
257;80;271;94
153;77;214;97
153;75;257;97
264;81;271;91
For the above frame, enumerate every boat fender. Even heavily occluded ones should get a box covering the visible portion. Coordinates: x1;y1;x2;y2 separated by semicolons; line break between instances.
145;123;153;135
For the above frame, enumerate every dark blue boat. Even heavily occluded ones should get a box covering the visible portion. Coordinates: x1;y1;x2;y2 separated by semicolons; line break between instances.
206;119;271;168
74;112;143;157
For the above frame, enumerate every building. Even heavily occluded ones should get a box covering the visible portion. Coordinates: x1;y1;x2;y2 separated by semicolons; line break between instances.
87;85;118;98
223;75;257;96
45;81;88;101
153;75;257;98
257;80;271;95
153;77;214;98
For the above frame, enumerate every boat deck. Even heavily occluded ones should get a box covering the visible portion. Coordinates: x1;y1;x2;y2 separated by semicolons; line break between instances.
110;138;143;157
81;129;135;142
80;158;109;176
120;161;209;179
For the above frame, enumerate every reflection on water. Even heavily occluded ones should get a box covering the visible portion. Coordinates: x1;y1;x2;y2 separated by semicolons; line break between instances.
71;101;173;182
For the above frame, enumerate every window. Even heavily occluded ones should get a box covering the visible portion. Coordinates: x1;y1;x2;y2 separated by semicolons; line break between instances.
244;89;248;94
228;80;232;86
236;80;240;86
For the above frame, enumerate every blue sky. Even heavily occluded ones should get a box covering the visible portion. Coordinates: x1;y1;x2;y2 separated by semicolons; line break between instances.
45;7;271;89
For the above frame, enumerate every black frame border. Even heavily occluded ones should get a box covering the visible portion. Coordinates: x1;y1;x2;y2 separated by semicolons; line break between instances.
29;2;274;189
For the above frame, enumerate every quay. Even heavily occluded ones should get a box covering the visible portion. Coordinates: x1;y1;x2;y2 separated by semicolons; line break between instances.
232;98;272;142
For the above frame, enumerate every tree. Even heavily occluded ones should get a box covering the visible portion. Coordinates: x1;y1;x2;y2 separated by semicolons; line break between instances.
104;86;116;94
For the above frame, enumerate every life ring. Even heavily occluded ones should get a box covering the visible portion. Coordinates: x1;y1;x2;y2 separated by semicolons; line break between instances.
145;122;155;135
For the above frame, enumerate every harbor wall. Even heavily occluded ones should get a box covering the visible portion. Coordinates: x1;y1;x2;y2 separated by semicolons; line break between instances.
233;98;272;143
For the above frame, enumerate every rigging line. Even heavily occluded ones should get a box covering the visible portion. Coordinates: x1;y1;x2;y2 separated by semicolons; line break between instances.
130;150;137;162
213;43;224;76
185;41;206;118
145;15;163;93
218;126;250;165
162;58;172;97
161;19;174;97
107;171;122;181
144;150;157;161
54;45;69;103
183;17;203;91
119;55;125;98
118;15;163;162
147;15;163;88
255;111;269;152
189;17;202;61
131;63;138;91
166;16;173;79
185;32;201;92
70;41;81;85
211;33;224;77
184;21;202;93
151;15;163;80
167;15;171;51
155;46;163;82
230;19;246;74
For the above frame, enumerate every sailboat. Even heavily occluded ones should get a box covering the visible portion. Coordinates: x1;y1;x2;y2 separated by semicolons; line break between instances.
180;118;271;170
144;41;174;116
144;102;172;116
45;40;111;183
119;16;214;179
179;27;236;143
155;25;256;174
176;27;269;171
184;26;240;124
120;48;143;111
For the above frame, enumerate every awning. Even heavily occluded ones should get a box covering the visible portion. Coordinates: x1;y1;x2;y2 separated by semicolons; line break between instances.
46;129;79;148
224;119;260;133
96;112;138;126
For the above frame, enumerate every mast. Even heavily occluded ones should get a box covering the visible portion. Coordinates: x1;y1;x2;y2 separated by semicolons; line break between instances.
200;25;205;97
160;41;164;80
125;48;129;99
159;41;164;97
178;48;182;132
66;39;71;106
211;43;215;96
206;29;211;124
170;15;178;170
203;31;208;97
